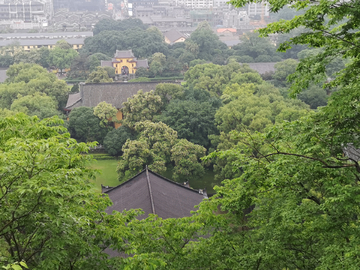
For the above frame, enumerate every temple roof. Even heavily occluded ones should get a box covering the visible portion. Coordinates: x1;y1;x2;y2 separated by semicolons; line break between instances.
103;168;206;219
114;50;135;58
164;29;186;44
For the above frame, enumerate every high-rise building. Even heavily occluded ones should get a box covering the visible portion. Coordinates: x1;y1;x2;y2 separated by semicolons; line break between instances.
0;0;52;22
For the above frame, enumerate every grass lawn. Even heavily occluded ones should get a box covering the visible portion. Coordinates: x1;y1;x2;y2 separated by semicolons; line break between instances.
88;154;222;195
88;155;119;192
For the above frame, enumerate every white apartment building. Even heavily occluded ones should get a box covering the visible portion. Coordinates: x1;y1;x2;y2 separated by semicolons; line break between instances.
247;2;270;17
176;0;213;9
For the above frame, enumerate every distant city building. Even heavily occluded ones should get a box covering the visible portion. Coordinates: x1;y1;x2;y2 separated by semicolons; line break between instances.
0;32;92;51
51;10;111;31
52;0;105;11
0;0;52;29
247;2;269;17
101;50;148;79
176;0;213;9
223;9;250;28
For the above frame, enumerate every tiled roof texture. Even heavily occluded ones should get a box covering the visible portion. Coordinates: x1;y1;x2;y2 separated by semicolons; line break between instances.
246;62;278;75
164;29;185;43
136;59;149;68
79;81;162;108
114;50;135;58
100;60;113;67
104;168;204;219
65;92;81;109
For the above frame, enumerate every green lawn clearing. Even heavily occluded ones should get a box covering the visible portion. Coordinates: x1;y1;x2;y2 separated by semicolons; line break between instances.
88;155;119;192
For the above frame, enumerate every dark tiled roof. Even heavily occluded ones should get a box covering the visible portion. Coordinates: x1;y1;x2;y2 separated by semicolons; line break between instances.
136;59;149;68
100;60;113;67
246;62;278;74
0;69;7;83
222;39;241;47
104;168;205;219
344;144;360;161
79;81;163;109
0;38;85;47
64;82;181;111
164;29;185;43
114;50;135;58
0;31;92;39
65;92;81;109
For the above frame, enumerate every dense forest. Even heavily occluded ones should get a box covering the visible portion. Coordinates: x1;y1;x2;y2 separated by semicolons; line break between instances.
2;0;360;269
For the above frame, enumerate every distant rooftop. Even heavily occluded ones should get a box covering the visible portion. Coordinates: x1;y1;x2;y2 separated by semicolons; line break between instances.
104;168;206;219
164;29;186;44
246;62;278;75
0;31;92;39
0;38;86;47
114;50;135;58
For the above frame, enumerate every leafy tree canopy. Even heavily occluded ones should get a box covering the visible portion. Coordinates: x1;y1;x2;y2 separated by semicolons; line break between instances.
0;114;136;269
1;63;69;110
86;67;113;83
120;90;163;128
10;92;60;119
68;106;109;144
48;40;78;70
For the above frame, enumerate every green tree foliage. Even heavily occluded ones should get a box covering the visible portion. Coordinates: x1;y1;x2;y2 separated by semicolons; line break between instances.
103;125;135;156
0;114;135;269
230;0;360;95
67;53;91;79
171;139;206;182
215;83;309;133
82;28;168;59
298;85;328;109
48;40;78;71
120;90;163;128
154;83;184;105
94;101;117;126
187;21;229;62
68;107;109;144
156;99;218;148
86;67;113;83
184;61;258;97
232;32;281;62
117;121;178;181
272;58;298;87
93;101;118;127
87;52;112;71
0;63;69;110
10;92;59;119
93;18;147;35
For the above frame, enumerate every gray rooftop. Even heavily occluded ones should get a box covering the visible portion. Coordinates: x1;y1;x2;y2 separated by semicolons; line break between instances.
65;92;81;110
114;50;135;58
0;69;7;83
246;62;278;75
104;168;205;219
0;38;86;47
164;29;185;43
136;59;149;68
65;82;180;110
0;31;92;39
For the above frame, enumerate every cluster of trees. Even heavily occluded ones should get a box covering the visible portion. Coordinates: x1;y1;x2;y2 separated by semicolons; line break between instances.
67;61;312;184
0;40;78;71
0;63;69;119
4;0;360;268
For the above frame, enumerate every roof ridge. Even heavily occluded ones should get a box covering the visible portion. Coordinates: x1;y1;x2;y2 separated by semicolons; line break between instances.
104;167;203;195
145;166;156;214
